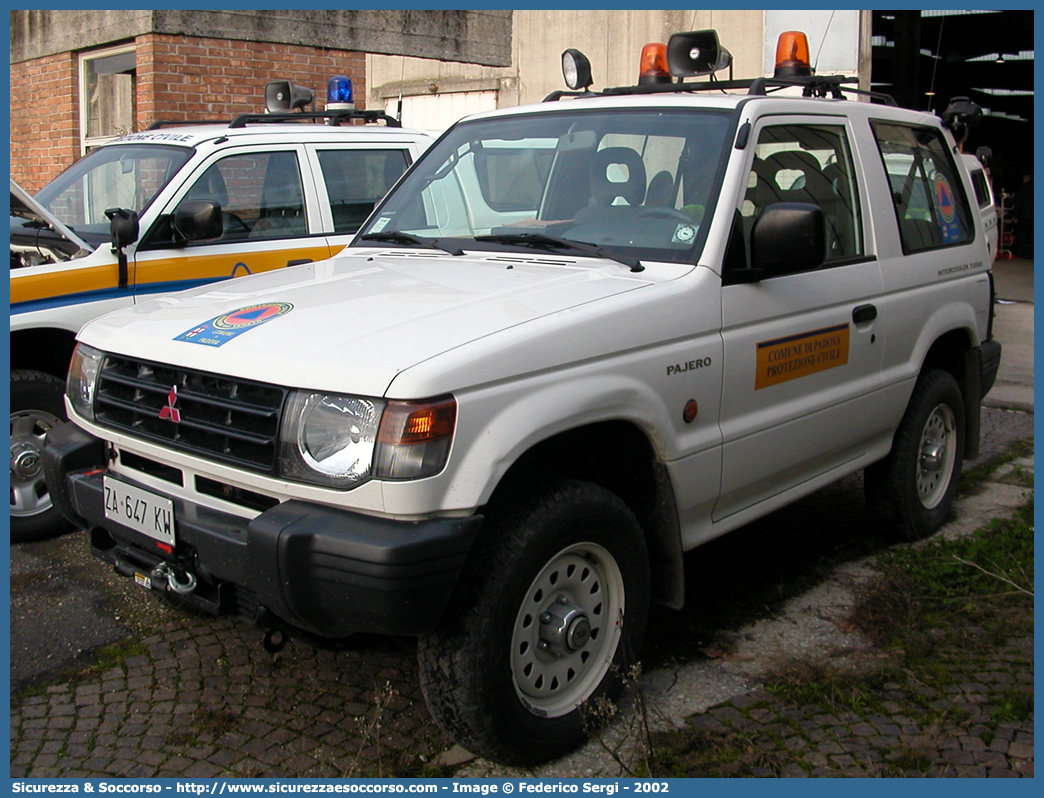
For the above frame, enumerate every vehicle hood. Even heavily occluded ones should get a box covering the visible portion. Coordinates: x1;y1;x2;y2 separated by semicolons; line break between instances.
9;179;94;254
80;248;680;396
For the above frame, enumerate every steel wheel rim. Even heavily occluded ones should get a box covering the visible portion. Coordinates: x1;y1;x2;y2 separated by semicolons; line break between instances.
10;408;63;518
916;403;957;509
510;542;625;718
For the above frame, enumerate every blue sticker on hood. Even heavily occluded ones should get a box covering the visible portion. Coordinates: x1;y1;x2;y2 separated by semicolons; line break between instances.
175;302;294;347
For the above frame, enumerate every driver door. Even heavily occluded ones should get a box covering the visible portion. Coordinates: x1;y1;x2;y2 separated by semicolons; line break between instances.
131;146;332;300
715;116;887;521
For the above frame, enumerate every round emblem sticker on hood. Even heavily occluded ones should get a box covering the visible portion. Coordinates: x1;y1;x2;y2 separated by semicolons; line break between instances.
174;302;294;347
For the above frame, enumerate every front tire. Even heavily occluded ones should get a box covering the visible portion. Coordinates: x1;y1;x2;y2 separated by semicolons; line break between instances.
866;368;965;541
10;370;73;543
418;479;650;766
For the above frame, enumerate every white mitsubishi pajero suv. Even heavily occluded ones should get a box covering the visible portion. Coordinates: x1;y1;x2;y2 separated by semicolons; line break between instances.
46;30;1001;765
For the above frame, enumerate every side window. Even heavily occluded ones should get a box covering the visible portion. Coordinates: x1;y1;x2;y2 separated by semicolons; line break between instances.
872;122;974;254
183;151;307;243
970;169;992;209
317;149;410;233
473;144;555;212
741;124;863;266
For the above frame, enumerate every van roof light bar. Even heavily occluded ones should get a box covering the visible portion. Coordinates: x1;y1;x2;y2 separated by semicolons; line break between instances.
545;76;896;105
228;110;402;128
544;28;896;106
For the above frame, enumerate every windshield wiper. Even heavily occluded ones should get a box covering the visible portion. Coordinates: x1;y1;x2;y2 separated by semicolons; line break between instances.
473;232;644;273
358;230;464;256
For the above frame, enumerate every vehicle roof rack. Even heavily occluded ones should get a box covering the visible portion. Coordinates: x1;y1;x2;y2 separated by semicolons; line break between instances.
544;75;896;106
228;110;402;128
747;75;897;104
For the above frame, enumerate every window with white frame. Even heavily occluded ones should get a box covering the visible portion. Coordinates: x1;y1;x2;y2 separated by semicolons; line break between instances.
80;45;136;154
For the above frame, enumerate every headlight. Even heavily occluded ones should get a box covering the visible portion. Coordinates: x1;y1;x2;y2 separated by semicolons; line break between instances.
66;343;105;422
279;391;456;489
280;392;385;488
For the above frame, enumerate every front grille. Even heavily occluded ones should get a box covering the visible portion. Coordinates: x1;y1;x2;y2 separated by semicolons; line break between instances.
196;475;280;513
118;451;183;486
95;354;288;473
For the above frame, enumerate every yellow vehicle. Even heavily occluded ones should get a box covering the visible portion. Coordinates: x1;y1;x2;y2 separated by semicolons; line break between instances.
10;90;435;542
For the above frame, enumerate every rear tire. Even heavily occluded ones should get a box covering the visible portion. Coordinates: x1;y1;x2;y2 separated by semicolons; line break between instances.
866;368;964;541
10;370;73;543
417;479;650;766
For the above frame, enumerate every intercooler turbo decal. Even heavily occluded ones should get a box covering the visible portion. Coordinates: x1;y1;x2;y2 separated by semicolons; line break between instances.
174;302;294;347
755;324;850;390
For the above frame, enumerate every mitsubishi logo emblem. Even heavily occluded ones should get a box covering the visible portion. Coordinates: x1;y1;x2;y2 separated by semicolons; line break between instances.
158;386;182;423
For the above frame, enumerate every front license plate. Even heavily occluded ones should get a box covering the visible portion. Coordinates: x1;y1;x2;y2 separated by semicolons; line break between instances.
103;477;175;546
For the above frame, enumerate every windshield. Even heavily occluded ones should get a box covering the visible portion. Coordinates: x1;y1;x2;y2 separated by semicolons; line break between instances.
35;144;193;245
353;108;732;265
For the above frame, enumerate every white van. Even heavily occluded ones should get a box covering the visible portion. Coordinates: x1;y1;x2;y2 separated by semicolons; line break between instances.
962;153;999;259
11;100;434;542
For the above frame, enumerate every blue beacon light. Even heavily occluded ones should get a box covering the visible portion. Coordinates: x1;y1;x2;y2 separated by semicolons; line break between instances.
326;76;355;110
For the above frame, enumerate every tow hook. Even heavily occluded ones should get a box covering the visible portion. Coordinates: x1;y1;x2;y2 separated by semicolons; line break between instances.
263;629;288;654
150;562;198;595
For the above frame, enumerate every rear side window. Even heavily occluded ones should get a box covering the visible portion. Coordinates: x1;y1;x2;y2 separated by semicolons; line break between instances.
317;149;410;233
872;122;974;254
969;168;993;209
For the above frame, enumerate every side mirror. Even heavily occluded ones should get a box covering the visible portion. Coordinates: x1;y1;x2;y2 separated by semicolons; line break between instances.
750;202;825;278
104;207;139;290
104;207;139;250
172;200;223;243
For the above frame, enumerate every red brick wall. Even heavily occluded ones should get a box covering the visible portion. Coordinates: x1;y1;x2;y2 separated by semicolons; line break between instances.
10;52;80;192
138;34;367;125
11;34;368;193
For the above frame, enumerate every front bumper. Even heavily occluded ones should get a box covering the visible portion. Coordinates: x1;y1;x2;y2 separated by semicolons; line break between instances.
43;423;482;639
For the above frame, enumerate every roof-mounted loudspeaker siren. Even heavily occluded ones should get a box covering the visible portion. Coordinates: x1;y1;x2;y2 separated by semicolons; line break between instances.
265;81;315;113
667;30;733;78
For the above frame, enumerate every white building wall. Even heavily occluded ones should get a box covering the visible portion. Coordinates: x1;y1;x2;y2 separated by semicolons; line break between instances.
367;10;863;130
763;9;861;74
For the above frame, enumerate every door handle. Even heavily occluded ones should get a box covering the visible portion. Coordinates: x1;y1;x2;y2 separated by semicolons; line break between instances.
852;304;877;323
286;258;312;268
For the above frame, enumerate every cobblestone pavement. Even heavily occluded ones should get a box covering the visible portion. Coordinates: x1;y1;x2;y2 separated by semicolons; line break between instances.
9;407;1034;778
11;624;450;778
658;635;1034;778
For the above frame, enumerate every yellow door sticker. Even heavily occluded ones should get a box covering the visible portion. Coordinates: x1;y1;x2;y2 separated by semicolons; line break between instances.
755;324;850;390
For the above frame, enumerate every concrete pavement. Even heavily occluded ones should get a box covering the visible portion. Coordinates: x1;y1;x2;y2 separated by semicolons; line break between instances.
987;257;1034;411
